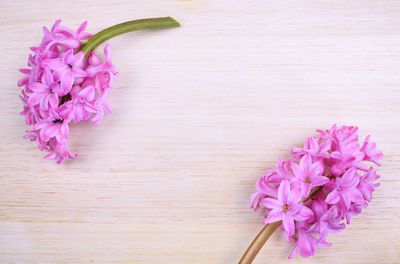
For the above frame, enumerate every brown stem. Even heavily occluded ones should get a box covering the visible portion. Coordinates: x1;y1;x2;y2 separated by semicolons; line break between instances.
238;221;281;264
238;187;322;264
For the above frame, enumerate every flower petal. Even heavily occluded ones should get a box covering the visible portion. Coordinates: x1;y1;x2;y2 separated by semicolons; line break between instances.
250;192;263;210
325;189;340;204
291;162;303;180
282;214;295;236
264;210;283;224
61;71;74;94
301;182;312;198
293;205;313;221
262;198;282;210
278;180;290;204
312;176;329;187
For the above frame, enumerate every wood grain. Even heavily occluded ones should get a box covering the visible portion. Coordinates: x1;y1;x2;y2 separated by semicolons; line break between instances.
0;1;399;263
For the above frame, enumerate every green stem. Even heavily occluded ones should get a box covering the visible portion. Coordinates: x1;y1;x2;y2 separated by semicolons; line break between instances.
80;17;180;56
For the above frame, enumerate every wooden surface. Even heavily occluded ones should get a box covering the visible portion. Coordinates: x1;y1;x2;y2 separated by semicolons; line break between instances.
1;1;399;263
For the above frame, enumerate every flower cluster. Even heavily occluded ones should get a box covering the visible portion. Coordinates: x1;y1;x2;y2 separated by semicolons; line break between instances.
250;125;382;258
18;20;117;163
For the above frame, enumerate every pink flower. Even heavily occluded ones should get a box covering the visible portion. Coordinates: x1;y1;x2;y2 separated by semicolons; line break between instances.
42;20;81;50
42;50;87;95
59;85;97;123
33;114;69;143
44;138;77;164
18;20;117;163
27;68;59;111
18;68;32;87
325;168;363;209
250;171;281;210
291;155;329;197
91;88;112;124
330;141;366;176
361;135;383;166
70;21;92;42
318;205;345;240
292;137;331;160
275;159;294;180
289;223;320;258
357;167;380;202
263;181;313;236
250;125;382;258
86;45;116;77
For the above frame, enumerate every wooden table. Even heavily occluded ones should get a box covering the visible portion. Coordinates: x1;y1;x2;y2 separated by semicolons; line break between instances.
1;1;399;263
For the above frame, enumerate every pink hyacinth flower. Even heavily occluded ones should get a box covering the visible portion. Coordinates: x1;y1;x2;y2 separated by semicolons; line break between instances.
292;137;331;160
18;20;119;163
357;167;380;202
18;18;180;163
27;68;59;111
42;50;87;95
250;171;282;210
249;125;382;259
325;168;363;209
361;135;383;166
263;180;313;236
291;155;329;197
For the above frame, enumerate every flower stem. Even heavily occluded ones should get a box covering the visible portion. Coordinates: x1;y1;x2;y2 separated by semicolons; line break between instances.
238;221;281;264
238;187;322;263
80;17;180;56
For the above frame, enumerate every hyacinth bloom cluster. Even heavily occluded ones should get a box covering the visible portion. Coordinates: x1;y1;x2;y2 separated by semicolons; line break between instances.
18;18;180;163
250;125;383;258
18;20;117;163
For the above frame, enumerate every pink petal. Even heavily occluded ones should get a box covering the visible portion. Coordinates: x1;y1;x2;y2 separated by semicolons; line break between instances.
250;192;263;210
51;19;62;32
78;85;95;99
341;192;352;209
49;94;59;109
42;68;54;85
76;21;88;34
61;71;74;94
287;187;302;204
73;68;87;78
293;206;313;221
60;123;69;137
309;161;323;177
301;182;312;197
29;83;48;93
88;52;100;65
325;190;340;204
312;176;329;187
43;59;67;71
298;232;316;257
278;180;290;204
79;32;92;40
84;102;98;113
282;214;295;236
44;125;59;140
348;188;363;203
262;198;282;210
291;162;303;180
340;168;356;186
70;52;84;66
264;210;283;224
27;93;43;106
300;154;312;168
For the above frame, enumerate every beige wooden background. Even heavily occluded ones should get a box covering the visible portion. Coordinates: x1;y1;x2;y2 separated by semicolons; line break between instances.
1;1;399;263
